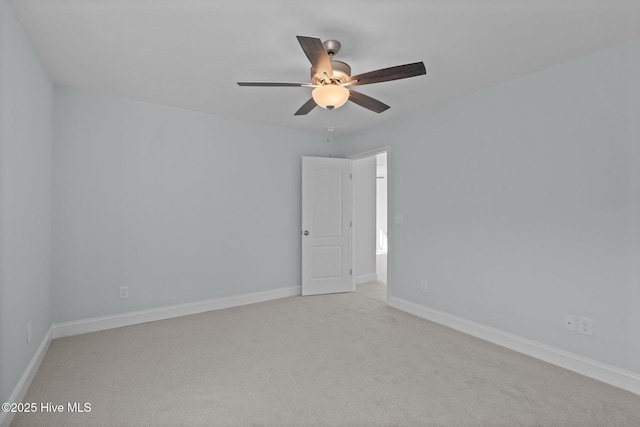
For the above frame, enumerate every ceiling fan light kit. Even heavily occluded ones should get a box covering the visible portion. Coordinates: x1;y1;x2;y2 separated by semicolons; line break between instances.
312;84;349;110
237;36;426;116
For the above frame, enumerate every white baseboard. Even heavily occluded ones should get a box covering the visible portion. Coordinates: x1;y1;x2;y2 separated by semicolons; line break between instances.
53;286;301;339
388;296;640;395
0;326;53;427
356;273;379;285
1;286;301;427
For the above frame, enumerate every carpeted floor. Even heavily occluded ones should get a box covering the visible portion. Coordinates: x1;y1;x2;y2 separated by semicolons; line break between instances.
11;282;640;426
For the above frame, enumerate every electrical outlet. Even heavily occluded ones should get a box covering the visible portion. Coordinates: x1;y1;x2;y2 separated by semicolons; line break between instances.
564;314;576;331
27;321;32;344
578;316;592;335
420;280;429;292
119;286;129;299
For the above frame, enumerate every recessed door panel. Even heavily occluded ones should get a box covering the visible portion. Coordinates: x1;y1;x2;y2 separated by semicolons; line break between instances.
312;246;342;279
313;168;343;238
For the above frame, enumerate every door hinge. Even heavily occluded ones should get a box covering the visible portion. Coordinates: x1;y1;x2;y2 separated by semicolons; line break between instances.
350;173;352;179
350;269;352;275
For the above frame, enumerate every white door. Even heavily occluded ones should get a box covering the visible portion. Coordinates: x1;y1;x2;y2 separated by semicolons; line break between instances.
302;156;352;296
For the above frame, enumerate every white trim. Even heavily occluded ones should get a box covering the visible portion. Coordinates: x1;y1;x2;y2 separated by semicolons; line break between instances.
350;159;356;293
388;296;640;395
53;286;301;339
0;327;53;427
347;145;391;160
356;273;379;285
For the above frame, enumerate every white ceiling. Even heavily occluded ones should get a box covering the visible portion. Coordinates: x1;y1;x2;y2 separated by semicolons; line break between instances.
9;0;640;135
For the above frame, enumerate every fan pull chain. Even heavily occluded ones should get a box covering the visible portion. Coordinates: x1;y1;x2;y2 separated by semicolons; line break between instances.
326;110;335;157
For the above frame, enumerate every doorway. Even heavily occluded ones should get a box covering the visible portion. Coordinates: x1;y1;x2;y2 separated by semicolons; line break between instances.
375;153;388;285
350;147;389;301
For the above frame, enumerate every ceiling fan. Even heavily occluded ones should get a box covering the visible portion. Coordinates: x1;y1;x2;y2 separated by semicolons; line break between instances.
237;36;426;115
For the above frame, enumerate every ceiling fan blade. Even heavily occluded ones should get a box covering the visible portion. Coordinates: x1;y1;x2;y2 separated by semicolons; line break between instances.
348;62;426;86
348;90;390;113
296;36;333;78
294;98;317;116
237;82;307;87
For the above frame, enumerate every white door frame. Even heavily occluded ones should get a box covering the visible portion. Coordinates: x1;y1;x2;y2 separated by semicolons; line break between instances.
348;146;391;301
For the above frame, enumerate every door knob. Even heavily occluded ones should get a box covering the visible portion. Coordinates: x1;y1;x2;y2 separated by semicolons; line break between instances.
303;230;309;236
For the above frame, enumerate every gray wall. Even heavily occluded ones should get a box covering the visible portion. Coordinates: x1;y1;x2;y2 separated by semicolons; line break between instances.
51;87;329;323
376;154;388;252
352;156;377;282
0;0;52;404
336;39;640;374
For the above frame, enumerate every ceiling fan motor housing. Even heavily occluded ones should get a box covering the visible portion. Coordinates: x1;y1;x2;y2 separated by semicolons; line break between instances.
311;60;351;85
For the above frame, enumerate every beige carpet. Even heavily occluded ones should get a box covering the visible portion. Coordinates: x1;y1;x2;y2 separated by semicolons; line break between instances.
11;282;640;426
